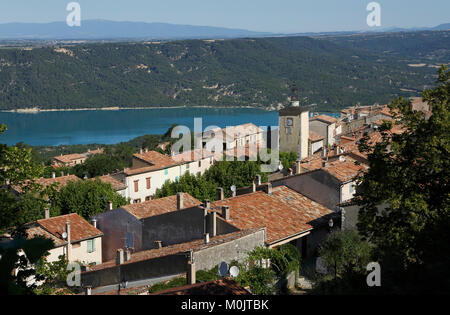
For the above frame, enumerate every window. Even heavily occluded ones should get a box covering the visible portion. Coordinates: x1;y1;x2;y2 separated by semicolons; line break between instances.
134;180;139;192
87;239;95;253
198;160;202;168
145;196;151;201
125;233;134;249
175;176;179;182
286;118;294;127
133;198;141;204
286;127;292;135
164;168;168;175
146;177;151;190
350;184;356;194
186;163;190;170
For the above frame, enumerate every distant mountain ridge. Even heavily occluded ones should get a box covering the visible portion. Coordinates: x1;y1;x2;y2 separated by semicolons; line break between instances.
0;20;448;41
0;20;271;40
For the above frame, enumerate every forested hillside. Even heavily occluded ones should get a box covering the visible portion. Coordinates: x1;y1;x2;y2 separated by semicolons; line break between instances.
0;32;445;111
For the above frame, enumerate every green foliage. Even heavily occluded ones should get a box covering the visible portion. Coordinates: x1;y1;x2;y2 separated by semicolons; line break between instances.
235;264;276;295
318;230;373;279
0;124;55;230
0;34;439;112
54;179;127;220
278;151;299;170
73;153;126;178
34;255;81;295
155;172;217;202
148;277;187;293
196;266;220;283
154;159;269;201
0;236;54;295
355;66;450;293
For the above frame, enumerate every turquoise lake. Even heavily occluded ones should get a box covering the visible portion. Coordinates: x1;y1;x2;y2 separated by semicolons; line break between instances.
0;108;339;146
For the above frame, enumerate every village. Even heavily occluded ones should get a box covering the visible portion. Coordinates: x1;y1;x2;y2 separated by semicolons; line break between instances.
1;86;433;295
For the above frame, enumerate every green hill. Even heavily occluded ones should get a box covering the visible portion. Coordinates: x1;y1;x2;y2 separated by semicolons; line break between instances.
0;32;445;112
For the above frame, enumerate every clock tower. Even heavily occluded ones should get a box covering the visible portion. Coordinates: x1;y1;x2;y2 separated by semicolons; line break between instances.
278;83;310;160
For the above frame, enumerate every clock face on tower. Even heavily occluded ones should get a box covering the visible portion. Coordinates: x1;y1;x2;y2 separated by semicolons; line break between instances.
286;118;294;127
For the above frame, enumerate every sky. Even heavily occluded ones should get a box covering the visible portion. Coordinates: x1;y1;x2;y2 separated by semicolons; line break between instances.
0;0;448;33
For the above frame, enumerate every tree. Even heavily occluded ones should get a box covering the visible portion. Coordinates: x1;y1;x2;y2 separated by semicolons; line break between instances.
55;179;127;220
0;124;52;230
73;153;125;178
318;230;372;279
0;235;54;295
34;255;81;295
279;151;299;170
355;66;450;293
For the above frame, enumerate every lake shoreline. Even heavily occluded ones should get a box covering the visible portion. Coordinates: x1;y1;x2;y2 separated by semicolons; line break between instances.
0;105;279;114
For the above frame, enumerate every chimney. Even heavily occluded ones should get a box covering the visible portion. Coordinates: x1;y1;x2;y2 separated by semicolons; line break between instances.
296;160;302;175
211;212;217;237
322;148;327;158
91;218;97;228
125;249;131;262
66;221;71;261
216;188;224;201
116;249;124;265
107;201;113;211
177;192;184;210
145;148;148;153
61;171;64;177
255;174;262;186
252;181;256;193
139;148;143;154
44;208;50;219
288;168;293;176
230;186;236;197
85;286;92;296
187;253;196;285
51;172;56;179
204;200;211;210
265;183;273;196
222;206;230;221
83;174;88;180
204;233;210;244
322;161;328;168
155;240;162;249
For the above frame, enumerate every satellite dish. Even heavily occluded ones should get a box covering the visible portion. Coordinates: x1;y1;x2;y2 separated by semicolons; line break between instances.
229;266;240;278
218;261;229;277
278;162;284;171
230;185;236;193
62;232;68;239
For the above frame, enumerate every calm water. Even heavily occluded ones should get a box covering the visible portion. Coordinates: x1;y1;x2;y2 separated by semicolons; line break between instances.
0;108;279;146
0;108;339;146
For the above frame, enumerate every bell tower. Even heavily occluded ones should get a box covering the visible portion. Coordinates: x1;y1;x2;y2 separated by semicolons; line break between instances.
278;83;310;160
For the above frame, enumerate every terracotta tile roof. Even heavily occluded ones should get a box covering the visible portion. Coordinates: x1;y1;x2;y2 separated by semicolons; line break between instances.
53;153;86;164
309;131;325;142
13;175;80;193
120;193;201;220
211;186;333;245
95;175;127;191
25;213;103;247
152;278;251;295
125;151;180;175
86;228;264;272
87;148;104;155
310;114;338;124
172;149;215;163
323;157;368;183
